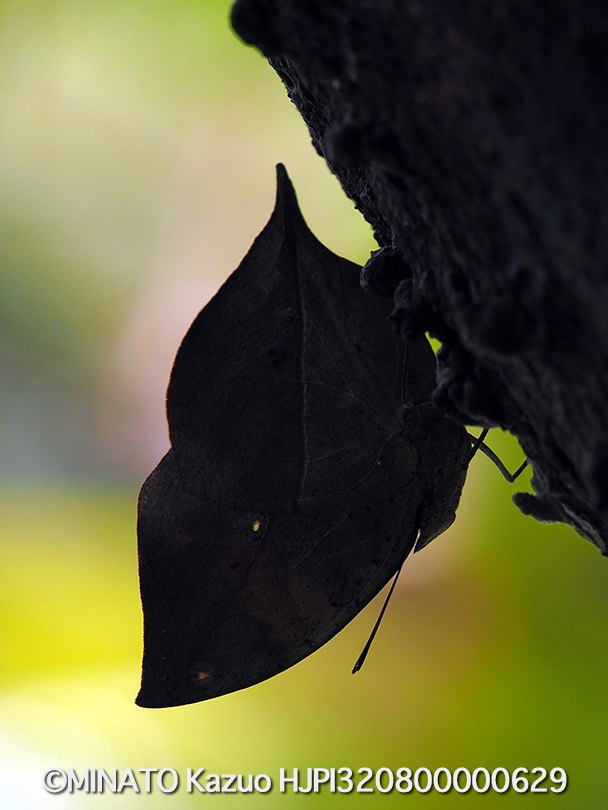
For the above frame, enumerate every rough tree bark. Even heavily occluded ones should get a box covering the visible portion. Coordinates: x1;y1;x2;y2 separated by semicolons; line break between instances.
231;0;608;553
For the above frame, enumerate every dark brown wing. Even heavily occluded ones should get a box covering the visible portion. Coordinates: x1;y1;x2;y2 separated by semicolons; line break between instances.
136;166;469;708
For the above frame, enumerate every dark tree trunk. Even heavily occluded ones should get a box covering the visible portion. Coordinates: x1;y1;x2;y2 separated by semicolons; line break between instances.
231;0;608;552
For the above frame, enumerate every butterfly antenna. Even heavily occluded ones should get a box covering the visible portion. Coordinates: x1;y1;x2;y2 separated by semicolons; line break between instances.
466;429;528;482
465;427;489;465
352;561;405;674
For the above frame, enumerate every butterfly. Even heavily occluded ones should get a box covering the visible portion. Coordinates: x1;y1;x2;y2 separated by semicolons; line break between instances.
136;165;471;707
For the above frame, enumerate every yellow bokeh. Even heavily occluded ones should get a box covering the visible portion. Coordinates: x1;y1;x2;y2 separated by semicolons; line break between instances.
2;1;608;808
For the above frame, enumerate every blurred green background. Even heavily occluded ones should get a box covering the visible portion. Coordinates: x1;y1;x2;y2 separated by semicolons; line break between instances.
2;1;608;807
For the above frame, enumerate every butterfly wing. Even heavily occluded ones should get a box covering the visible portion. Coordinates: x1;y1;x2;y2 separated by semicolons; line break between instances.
136;165;468;707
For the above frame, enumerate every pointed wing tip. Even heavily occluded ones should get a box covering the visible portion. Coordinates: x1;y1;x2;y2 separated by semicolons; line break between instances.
135;684;194;709
134;685;159;709
274;162;299;211
135;682;229;709
135;667;235;708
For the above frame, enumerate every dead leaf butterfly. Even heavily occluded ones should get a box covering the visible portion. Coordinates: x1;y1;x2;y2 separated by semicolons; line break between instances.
136;165;470;707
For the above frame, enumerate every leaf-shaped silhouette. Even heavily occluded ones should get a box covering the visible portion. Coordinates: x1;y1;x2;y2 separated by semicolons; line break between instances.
136;165;470;708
